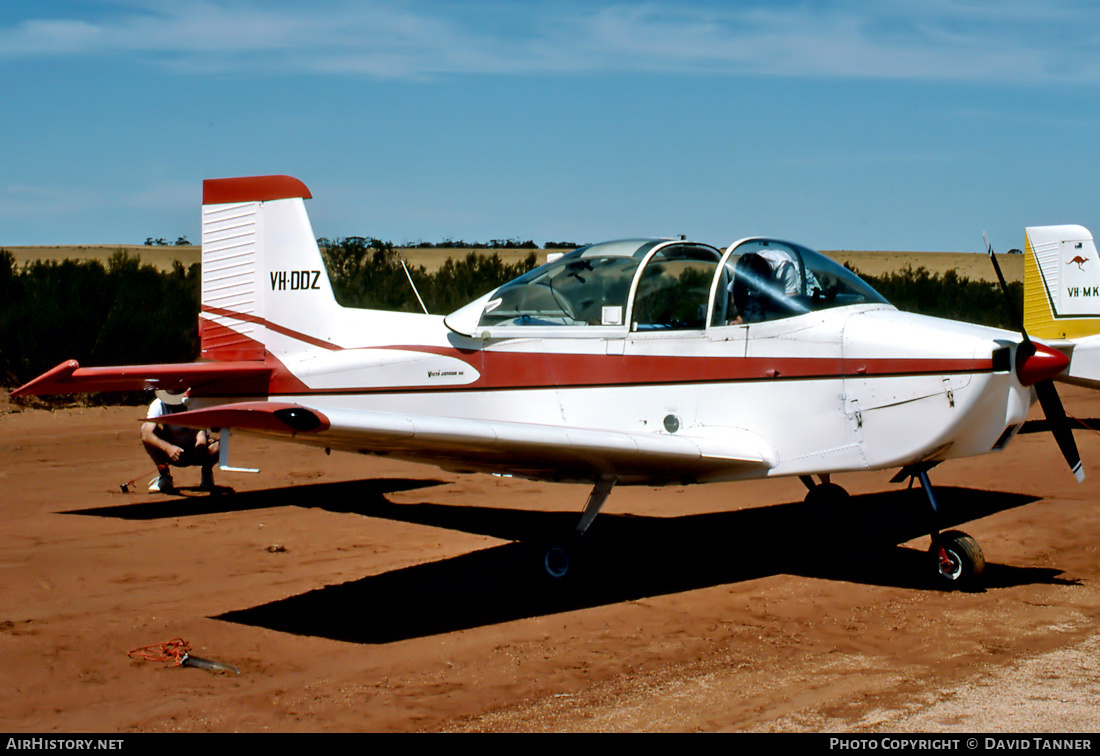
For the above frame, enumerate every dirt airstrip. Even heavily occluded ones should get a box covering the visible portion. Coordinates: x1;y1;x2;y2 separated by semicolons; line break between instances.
1;381;1099;733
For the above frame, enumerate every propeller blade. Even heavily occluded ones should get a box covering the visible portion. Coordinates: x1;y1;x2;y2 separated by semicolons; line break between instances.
985;233;1082;481
1035;379;1085;482
984;231;1027;339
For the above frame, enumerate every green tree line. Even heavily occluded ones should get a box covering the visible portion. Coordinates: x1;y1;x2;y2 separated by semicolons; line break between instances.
322;237;581;250
0;243;1022;399
0;250;200;396
858;264;1023;329
320;237;537;314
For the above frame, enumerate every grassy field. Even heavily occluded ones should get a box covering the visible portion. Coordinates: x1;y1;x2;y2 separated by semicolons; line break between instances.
3;244;1025;282
828;249;1023;282
5;245;201;272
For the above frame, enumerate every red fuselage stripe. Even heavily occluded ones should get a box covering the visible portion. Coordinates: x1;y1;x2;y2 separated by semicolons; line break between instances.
286;352;994;396
200;308;997;395
202;306;342;351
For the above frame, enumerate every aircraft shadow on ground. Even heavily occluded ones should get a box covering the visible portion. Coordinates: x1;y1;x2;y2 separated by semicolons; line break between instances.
141;481;1070;645
65;478;452;520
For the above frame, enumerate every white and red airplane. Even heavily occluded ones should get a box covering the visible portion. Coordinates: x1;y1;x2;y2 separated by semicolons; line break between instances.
12;175;1096;587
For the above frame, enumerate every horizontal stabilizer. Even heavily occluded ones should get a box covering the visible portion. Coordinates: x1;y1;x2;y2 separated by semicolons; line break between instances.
11;360;272;397
1041;335;1100;390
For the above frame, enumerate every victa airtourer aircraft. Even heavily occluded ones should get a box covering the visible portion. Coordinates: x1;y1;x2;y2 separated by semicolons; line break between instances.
14;176;1098;588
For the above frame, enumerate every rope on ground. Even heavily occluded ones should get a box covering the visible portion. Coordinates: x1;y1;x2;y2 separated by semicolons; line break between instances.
128;638;191;666
1071;413;1100;437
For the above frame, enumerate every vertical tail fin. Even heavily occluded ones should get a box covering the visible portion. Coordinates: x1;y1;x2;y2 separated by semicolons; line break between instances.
1024;225;1100;341
200;175;342;361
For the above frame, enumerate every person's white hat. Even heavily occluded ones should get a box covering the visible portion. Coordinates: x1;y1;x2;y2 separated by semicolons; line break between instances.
154;389;187;406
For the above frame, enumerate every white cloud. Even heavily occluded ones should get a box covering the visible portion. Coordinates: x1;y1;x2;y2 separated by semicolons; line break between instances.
5;18;102;54
575;1;1100;82
1;0;1099;83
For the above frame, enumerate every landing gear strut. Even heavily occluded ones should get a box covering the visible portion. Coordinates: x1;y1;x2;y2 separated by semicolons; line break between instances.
898;464;986;590
541;476;616;579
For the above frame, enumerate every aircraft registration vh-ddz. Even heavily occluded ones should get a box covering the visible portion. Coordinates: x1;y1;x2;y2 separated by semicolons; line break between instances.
14;175;1100;589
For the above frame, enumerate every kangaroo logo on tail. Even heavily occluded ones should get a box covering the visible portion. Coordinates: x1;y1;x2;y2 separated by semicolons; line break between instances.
1067;239;1090;271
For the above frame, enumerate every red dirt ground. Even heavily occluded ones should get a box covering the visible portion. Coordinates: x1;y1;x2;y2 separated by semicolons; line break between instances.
2;388;1099;733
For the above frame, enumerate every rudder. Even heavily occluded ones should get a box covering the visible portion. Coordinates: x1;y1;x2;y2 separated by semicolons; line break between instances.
1024;224;1100;340
200;175;342;361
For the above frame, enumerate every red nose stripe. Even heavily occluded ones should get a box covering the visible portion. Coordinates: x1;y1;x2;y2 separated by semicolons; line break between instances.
1018;343;1070;386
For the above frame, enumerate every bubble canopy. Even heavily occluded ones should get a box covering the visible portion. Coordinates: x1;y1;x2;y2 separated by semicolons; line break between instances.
444;238;889;338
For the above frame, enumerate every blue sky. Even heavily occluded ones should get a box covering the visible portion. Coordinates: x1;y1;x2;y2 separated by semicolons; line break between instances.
4;0;1100;254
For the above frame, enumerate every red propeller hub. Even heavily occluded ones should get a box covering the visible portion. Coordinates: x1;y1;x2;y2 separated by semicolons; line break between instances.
1017;342;1070;386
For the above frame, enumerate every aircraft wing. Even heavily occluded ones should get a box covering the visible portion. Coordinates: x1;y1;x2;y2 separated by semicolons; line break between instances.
10;360;272;397
147;400;777;485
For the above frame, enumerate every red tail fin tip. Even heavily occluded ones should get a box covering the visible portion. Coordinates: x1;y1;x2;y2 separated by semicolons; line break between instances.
202;175;312;205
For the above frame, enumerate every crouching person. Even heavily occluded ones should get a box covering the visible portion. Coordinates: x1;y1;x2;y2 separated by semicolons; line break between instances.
141;390;219;493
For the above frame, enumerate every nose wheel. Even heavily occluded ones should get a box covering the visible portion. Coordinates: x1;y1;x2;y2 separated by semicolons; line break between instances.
895;465;987;590
930;530;985;588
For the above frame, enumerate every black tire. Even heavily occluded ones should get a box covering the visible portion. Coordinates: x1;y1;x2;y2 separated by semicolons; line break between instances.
930;530;985;589
803;482;850;509
543;544;572;579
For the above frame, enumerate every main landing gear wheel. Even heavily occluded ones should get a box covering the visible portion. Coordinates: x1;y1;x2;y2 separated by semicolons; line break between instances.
802;481;850;508
930;530;985;590
538;477;614;580
543;543;573;579
801;479;852;531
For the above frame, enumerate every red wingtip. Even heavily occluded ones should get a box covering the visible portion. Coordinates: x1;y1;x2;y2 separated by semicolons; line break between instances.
10;360;80;397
